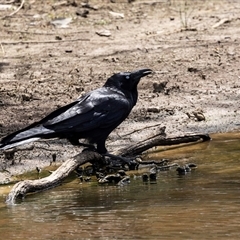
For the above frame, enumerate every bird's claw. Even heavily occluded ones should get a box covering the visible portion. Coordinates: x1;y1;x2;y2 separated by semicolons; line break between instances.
103;153;138;170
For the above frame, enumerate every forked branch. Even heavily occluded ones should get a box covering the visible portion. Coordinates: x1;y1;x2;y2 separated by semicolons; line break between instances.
6;126;210;204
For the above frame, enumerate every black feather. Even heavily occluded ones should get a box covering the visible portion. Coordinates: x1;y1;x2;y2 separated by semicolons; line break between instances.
0;69;152;153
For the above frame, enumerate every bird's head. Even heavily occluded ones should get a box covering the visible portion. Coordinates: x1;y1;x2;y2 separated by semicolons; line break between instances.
104;68;153;92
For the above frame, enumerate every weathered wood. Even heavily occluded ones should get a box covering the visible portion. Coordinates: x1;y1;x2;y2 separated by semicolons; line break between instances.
6;151;102;204
5;127;210;204
118;127;210;157
116;126;167;157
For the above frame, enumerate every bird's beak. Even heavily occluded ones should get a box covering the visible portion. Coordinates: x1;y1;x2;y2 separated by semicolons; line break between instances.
131;68;153;80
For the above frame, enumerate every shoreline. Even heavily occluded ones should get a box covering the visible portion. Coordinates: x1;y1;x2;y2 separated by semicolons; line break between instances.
0;0;240;183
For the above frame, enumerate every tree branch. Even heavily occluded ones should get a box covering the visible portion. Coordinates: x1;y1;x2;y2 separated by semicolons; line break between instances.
6;151;102;204
1;0;25;20
5;126;210;204
117;127;210;157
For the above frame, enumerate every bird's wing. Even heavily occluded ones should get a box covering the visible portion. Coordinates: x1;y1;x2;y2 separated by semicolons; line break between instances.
42;88;131;132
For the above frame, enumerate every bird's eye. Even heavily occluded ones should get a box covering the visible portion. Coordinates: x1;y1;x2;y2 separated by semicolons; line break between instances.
125;75;130;79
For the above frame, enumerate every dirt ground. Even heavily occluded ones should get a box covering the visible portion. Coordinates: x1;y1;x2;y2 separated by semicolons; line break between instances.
0;0;240;184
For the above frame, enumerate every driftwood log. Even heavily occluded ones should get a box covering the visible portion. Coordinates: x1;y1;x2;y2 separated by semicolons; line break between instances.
5;126;210;204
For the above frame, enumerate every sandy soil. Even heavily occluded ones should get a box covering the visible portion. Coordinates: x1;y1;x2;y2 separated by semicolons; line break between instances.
0;0;240;183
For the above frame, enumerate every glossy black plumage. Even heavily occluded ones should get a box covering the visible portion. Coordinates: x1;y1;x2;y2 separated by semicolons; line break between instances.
0;69;152;153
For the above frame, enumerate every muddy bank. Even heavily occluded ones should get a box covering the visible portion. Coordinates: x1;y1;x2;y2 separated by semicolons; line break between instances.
0;0;240;183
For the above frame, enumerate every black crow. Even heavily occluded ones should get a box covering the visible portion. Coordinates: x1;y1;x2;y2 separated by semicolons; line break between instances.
0;69;152;154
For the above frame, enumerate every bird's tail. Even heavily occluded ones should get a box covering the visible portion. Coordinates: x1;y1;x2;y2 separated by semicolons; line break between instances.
0;124;55;150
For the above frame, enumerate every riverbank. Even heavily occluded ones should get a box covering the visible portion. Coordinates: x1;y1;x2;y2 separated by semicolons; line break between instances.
0;0;240;183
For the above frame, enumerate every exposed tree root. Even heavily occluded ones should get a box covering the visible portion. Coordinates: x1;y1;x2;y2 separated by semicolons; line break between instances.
6;151;102;204
5;126;210;204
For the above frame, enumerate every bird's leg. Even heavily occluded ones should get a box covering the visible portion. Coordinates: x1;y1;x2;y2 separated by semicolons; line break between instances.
96;141;138;169
68;138;97;151
79;142;96;151
68;137;96;150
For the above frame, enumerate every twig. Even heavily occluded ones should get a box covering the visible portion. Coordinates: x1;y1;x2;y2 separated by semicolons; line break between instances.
123;123;163;137
0;42;5;56
137;158;169;166
5;30;89;35
1;38;90;45
1;0;25;19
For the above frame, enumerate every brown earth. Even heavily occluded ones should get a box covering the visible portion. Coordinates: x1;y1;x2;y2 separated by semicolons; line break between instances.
0;0;240;184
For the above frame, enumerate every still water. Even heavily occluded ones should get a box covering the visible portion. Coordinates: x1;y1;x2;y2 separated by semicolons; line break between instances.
1;132;240;240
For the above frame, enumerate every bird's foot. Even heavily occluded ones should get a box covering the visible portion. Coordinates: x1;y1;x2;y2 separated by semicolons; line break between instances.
103;153;138;170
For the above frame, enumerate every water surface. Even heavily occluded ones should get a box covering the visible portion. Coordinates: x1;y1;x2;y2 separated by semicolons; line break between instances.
1;132;240;239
